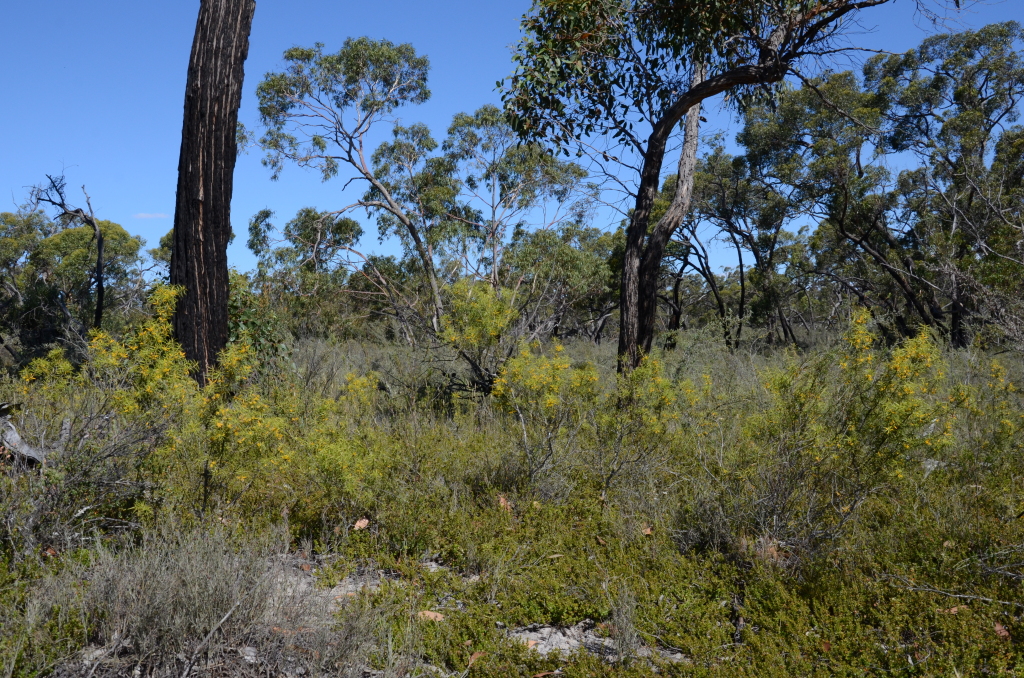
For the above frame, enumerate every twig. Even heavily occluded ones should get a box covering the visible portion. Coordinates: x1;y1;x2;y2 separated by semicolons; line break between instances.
179;598;243;678
84;629;124;678
880;574;1024;610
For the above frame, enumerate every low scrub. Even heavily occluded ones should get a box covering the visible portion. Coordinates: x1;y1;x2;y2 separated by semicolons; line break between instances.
3;296;1024;676
3;524;375;678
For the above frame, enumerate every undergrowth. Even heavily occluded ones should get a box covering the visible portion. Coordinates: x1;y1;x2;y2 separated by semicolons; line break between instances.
3;297;1024;676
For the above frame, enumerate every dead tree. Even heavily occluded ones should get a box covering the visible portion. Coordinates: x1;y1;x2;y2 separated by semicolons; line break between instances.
30;175;106;330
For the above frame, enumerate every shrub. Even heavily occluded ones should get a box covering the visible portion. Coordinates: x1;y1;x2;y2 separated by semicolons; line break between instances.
5;523;376;678
676;312;948;565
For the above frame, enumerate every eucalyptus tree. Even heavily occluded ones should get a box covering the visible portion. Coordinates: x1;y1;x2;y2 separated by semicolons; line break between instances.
29;176;108;330
257;39;452;332
668;144;807;346
0;208;143;361
257;40;590;359
443;104;590;288
694;68;943;341
502;222;621;342
682;22;1024;347
171;0;256;384
28;220;143;335
247;208;363;296
773;24;1024;344
503;0;958;369
866;21;1024;345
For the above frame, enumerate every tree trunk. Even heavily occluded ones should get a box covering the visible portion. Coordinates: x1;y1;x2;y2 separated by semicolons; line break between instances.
618;67;705;370
91;219;105;330
667;265;685;332
617;130;668;371
636;77;703;359
731;233;746;346
170;0;255;384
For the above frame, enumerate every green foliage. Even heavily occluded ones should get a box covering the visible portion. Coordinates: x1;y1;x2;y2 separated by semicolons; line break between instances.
249;207;362;270
228;270;289;361
443;104;590;284
494;344;598;483
30;219;141;310
148;227;174;266
364;122;467;260
257;37;430;182
502;0;885;150
0;211;145;360
442;279;519;364
9;20;1024;678
502;0;757;146
254;37;593;362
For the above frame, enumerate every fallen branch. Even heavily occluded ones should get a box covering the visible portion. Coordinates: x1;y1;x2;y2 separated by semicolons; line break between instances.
880;574;1024;610
1;417;46;465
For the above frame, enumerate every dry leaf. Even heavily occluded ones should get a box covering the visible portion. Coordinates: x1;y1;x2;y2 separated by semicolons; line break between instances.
642;525;653;536
547;553;564;559
43;547;57;557
527;639;539;649
532;672;560;677
995;622;1011;639
498;494;513;512
300;563;312;572
353;518;370;531
467;651;486;667
463;640;473;647
418;610;445;622
822;640;831;653
595;536;607;546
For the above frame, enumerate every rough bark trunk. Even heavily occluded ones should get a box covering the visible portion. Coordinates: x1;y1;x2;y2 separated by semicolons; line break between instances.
617;130;669;371
170;0;255;384
667;266;685;332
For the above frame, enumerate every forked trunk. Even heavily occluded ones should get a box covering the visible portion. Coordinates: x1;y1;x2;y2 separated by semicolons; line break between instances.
618;67;705;370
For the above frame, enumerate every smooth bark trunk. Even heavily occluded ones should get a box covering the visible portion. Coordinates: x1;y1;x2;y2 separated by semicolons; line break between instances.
618;66;706;369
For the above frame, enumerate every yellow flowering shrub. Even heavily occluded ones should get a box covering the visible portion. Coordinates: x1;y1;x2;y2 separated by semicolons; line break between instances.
493;344;598;481
679;312;950;560
493;346;677;494
19;285;198;416
587;357;677;494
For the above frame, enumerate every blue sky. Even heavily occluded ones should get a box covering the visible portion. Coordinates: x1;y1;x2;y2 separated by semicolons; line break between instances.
1;0;1020;271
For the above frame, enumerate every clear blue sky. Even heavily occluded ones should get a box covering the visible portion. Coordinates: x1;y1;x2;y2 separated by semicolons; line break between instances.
1;0;1019;271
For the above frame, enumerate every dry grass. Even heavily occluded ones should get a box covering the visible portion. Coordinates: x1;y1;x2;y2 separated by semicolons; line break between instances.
14;524;377;678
